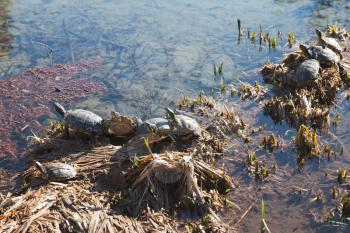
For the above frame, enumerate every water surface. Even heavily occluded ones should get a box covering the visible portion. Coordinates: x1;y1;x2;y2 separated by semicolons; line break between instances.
0;0;350;232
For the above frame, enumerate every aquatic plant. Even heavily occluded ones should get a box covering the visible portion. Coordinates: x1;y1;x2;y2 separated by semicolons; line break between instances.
272;37;277;48
251;31;257;42
337;169;347;184
332;113;340;127
295;124;321;166
237;19;242;36
288;31;294;48
261;134;279;153
213;63;217;80
177;92;215;111
239;81;267;100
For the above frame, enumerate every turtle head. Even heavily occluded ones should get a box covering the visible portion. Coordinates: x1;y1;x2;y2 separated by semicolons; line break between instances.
145;122;157;133
165;107;175;120
33;160;48;179
315;29;322;41
299;44;310;57
101;119;111;134
53;102;66;117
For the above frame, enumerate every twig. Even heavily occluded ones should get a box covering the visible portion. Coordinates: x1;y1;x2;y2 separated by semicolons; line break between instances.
234;203;254;226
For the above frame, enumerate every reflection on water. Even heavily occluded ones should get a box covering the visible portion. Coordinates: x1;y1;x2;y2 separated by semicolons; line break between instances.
0;0;349;232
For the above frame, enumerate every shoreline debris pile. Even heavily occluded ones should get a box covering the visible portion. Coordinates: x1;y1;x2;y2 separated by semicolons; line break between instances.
260;27;349;131
0;95;241;232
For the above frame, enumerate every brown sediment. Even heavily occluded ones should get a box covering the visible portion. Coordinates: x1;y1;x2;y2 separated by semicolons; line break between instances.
0;57;106;157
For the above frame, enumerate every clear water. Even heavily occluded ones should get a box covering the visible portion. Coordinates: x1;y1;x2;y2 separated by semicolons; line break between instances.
0;0;350;232
1;0;348;116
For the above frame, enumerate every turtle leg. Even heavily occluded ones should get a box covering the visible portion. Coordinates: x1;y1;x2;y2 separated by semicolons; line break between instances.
334;63;339;72
91;132;98;145
64;124;70;140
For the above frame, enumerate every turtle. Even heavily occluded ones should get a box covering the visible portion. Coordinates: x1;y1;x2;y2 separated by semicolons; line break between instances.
165;107;202;138
108;111;139;137
299;44;340;67
293;59;320;87
34;160;78;181
316;29;342;56
136;117;172;136
53;102;108;140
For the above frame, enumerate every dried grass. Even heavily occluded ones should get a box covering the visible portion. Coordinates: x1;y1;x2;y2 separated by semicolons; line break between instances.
1;130;234;232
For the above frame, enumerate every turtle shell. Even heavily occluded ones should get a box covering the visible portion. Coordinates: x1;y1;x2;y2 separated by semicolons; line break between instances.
320;37;342;54
316;29;342;54
301;45;340;66
294;59;320;85
172;114;202;137
144;118;172;135
39;162;77;181
108;111;138;137
64;109;103;134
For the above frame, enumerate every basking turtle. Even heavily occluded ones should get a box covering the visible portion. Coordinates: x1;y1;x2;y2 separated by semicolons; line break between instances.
108;111;139;137
54;102;108;139
316;29;342;56
136;117;172;136
293;59;320;87
34;161;78;181
165;108;202;138
299;44;340;67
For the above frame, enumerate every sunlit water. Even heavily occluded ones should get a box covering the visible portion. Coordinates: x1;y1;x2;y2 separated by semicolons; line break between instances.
0;0;350;232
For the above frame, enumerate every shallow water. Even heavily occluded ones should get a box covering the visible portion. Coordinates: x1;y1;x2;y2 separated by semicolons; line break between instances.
1;0;348;117
0;0;350;232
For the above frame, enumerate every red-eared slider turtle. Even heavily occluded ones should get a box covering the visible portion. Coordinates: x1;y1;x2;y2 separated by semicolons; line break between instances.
165;108;202;138
54;102;108;139
34;161;77;181
136;117;172;136
299;44;340;67
316;29;342;56
293;59;320;87
108;111;139;137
